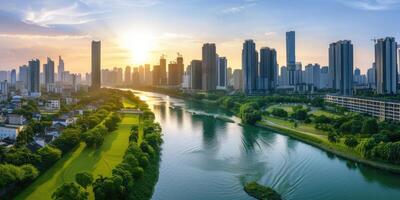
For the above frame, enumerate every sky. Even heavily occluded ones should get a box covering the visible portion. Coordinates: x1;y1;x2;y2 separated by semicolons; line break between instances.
0;0;400;74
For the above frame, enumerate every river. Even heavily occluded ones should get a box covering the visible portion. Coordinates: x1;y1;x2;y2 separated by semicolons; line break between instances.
132;90;400;200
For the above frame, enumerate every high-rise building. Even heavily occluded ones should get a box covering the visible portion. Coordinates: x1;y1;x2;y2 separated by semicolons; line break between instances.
190;60;202;90
160;56;167;85
329;40;354;96
320;66;330;89
304;64;321;89
202;43;217;91
10;69;16;87
232;69;243;90
152;65;160;86
259;47;277;91
144;64;152;86
227;67;233;86
91;41;101;89
115;67;123;86
44;57;55;87
19;65;29;89
168;55;184;86
279;66;289;86
28;59;40;94
375;37;398;94
217;57;227;88
286;31;296;85
242;40;258;94
0;71;7;82
354;68;361;85
125;66;131;85
58;56;64;82
367;64;376;89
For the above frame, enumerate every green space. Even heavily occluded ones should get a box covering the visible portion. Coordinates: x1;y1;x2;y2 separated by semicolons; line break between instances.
16;100;140;200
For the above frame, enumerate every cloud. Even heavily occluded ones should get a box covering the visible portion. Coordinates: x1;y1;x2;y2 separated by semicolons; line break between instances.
0;33;91;40
264;32;276;37
221;3;256;14
23;2;98;27
80;0;160;8
337;0;400;10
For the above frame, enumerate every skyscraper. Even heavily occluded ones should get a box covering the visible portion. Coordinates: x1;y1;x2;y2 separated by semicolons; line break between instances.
232;69;243;90
259;47;277;92
44;57;55;86
320;66;330;89
304;63;321;89
125;66;131;85
28;59;40;94
286;31;296;85
217;57;227;88
58;56;64;82
10;69;16;86
375;37;398;94
168;55;184;86
190;60;202;90
19;65;29;89
242;40;258;94
91;41;101;89
367;64;376;89
160;56;167;85
279;66;289;86
329;40;354;95
144;64;152;86
202;43;217;91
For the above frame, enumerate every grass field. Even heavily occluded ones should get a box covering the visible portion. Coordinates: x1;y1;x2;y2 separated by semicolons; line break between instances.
16;100;139;200
266;104;294;114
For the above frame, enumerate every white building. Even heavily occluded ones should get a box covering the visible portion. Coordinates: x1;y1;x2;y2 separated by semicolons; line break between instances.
0;125;23;140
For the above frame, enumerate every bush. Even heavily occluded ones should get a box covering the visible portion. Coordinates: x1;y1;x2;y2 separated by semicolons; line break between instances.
37;146;62;169
244;182;281;200
344;136;359;148
271;108;288;118
52;182;88;200
328;133;338;143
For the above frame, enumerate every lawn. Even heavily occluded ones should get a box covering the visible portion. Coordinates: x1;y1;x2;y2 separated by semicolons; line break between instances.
266;104;294;114
310;109;339;118
16;101;139;199
123;97;137;108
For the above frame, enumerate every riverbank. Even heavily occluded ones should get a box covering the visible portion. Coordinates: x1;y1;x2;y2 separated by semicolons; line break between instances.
257;119;400;174
128;87;400;174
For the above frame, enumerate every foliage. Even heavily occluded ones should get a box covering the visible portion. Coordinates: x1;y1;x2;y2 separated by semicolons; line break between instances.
37;146;62;169
271;108;288;118
75;172;93;189
239;103;261;125
344;136;359;148
51;182;88;200
244;181;281;200
0;164;39;188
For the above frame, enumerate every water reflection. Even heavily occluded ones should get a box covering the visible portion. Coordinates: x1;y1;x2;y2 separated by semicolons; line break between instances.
128;90;400;200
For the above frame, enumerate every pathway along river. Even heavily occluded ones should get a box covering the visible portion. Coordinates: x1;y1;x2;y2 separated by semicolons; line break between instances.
131;90;400;200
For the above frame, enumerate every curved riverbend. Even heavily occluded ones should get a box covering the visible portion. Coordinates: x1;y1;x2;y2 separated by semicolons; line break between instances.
130;90;400;200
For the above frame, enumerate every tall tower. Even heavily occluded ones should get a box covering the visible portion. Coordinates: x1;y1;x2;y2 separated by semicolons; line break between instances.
217;57;227;88
375;37;398;94
202;43;217;91
125;66;131;85
329;40;354;96
259;47;277;92
91;40;101;89
160;56;167;85
28;59;40;94
58;56;64;82
44;57;55;86
286;31;296;85
242;40;258;94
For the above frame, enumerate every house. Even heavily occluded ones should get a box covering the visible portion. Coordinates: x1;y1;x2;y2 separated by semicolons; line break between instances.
45;99;61;110
0;125;23;140
7;114;26;125
45;123;65;138
52;114;75;127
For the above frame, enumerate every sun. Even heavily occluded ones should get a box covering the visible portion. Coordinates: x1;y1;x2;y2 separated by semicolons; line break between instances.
119;31;157;64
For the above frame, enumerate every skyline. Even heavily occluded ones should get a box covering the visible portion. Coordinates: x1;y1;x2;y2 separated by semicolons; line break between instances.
1;0;400;73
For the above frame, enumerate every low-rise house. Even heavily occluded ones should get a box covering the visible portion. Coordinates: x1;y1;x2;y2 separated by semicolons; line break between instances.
0;125;23;140
52;114;75;127
45;123;65;138
7;114;26;125
45;99;61;110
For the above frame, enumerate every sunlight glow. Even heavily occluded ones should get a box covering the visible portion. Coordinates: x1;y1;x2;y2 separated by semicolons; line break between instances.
118;30;158;64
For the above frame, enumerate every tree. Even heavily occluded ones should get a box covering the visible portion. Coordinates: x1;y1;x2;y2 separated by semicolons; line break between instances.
361;118;379;135
271;108;288;118
328;132;338;143
52;182;88;200
93;175;124;200
75;172;93;189
291;109;308;121
344;136;359;148
239;103;261;125
37;146;62;169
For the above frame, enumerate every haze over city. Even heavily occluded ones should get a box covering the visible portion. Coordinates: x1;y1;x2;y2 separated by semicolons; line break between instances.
1;0;400;73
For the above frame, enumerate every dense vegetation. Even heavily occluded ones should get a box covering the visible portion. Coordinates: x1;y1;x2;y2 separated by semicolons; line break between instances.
0;89;126;198
244;182;281;200
51;91;163;200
